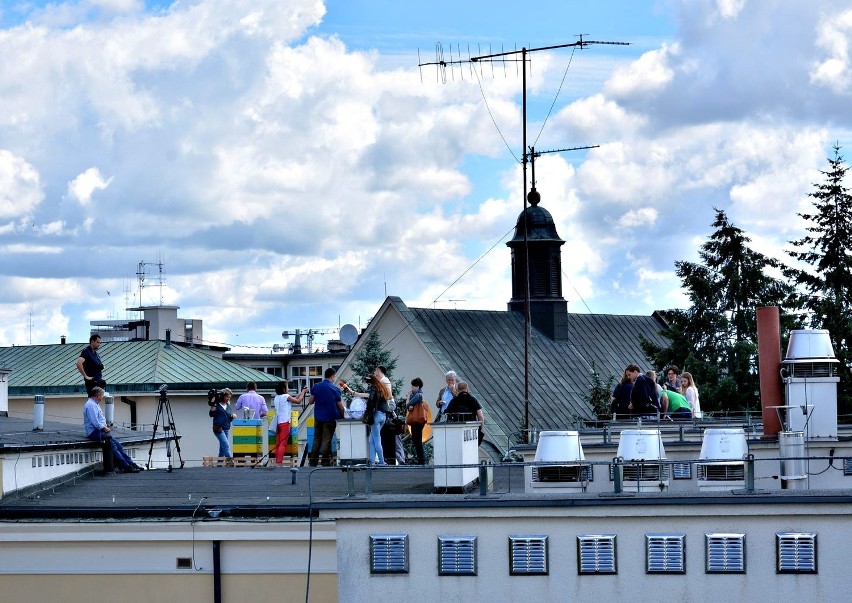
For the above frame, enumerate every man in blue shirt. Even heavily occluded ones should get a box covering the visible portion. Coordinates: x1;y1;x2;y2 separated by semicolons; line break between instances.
307;368;344;466
83;387;140;474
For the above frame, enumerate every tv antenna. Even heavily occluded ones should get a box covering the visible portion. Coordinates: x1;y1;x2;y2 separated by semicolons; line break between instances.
136;257;167;307
420;35;629;441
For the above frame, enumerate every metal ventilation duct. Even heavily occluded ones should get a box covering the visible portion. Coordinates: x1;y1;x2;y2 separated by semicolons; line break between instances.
527;431;590;492
697;428;747;491
616;429;669;492
782;329;839;440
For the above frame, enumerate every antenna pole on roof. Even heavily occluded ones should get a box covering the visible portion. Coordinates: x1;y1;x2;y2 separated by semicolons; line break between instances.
421;35;629;440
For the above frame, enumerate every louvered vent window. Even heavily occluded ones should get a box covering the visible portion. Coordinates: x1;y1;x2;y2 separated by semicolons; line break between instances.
776;533;817;573
623;463;669;481
646;534;685;573
369;534;409;574
577;534;617;574
509;536;548;575
672;462;692;480
698;464;745;481
788;362;836;378
844;458;852;476
438;536;477;576
705;533;745;573
532;464;591;483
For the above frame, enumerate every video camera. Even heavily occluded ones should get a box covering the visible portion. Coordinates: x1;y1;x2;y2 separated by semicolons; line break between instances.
207;388;226;406
158;383;169;400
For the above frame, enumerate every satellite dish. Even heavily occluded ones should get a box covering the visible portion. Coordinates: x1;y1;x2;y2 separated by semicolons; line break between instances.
339;324;358;346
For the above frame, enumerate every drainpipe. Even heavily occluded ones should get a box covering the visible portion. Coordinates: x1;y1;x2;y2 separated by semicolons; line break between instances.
213;540;222;603
756;306;783;438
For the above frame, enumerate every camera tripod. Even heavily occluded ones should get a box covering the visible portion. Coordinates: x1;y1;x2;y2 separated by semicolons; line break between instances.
146;389;185;471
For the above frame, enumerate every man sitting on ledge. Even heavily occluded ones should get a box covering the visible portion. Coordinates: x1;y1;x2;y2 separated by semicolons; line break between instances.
83;387;141;474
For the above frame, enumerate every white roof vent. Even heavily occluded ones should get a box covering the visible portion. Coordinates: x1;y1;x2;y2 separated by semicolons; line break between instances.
697;428;747;491
785;329;837;360
527;431;590;492
616;429;668;491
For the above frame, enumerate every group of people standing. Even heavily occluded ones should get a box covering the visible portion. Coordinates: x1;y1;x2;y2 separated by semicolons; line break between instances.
343;368;486;466
611;364;702;420
205;366;487;468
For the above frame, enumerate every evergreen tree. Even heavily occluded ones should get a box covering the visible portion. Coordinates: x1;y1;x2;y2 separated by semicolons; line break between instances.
588;362;615;421
786;143;852;414
643;208;795;413
346;331;405;405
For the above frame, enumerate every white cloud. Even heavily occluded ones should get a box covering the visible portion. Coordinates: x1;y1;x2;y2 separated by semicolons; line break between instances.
67;167;112;205
0;150;43;219
605;44;678;98
811;9;852;93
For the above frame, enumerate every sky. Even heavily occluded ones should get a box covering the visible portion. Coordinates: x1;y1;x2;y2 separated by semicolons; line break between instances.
0;0;851;351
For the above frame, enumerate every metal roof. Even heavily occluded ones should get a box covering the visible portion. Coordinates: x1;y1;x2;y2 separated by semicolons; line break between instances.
0;341;281;396
390;298;670;444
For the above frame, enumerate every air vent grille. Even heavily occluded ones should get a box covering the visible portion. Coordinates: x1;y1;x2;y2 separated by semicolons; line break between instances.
698;464;745;481
532;465;590;482
438;536;477;576
706;533;745;573
776;533;817;573
646;534;685;573
623;463;669;481
370;534;409;574
577;534;617;574
509;536;548;575
672;462;692;479
786;362;836;378
844;458;852;476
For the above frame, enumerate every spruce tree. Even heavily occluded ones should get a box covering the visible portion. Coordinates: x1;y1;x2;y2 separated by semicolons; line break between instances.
786;143;852;413
643;208;795;413
346;331;405;413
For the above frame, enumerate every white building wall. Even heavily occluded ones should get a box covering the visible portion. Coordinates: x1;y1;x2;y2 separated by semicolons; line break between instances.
333;503;849;603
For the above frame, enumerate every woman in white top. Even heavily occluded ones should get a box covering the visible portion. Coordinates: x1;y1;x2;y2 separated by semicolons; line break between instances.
680;372;702;419
272;381;308;464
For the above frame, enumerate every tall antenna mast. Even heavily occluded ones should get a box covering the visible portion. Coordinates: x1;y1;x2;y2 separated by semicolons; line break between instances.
420;35;629;441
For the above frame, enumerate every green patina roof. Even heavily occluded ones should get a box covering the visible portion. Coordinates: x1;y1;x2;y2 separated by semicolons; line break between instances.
0;341;280;396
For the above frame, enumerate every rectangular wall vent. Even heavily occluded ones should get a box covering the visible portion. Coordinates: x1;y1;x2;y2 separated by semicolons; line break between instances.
705;533;745;573
672;462;692;480
776;532;817;573
623;463;669;482
577;534;617;574
646;534;685;573
509;536;548;575
844;458;852;476
698;464;745;481
370;534;409;574
438;536;477;576
532;465;590;483
175;557;192;570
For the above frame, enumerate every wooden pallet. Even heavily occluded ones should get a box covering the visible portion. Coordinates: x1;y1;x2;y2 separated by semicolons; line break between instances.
202;456;298;468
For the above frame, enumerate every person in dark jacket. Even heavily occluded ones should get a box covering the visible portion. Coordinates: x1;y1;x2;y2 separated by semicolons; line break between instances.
443;381;485;446
209;388;237;458
627;365;660;417
76;333;106;395
610;367;633;417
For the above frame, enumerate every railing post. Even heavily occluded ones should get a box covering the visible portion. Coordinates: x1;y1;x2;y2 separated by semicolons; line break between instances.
346;466;355;497
745;453;755;492
613;457;623;494
479;461;488;496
